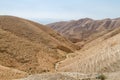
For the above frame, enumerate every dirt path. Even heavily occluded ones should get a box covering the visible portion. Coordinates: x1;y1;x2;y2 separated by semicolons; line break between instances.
54;52;74;71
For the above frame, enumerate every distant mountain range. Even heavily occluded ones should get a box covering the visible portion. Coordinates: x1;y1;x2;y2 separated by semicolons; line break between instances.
47;18;120;46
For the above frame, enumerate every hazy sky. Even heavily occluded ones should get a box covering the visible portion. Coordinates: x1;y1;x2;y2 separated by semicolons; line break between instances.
0;0;120;24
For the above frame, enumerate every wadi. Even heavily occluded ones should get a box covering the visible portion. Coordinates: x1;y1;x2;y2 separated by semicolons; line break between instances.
0;15;120;80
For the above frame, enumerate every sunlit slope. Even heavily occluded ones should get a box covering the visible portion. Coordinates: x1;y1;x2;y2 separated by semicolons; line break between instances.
58;27;120;73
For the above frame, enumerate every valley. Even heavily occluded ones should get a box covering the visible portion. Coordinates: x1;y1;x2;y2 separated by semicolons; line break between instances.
0;16;120;80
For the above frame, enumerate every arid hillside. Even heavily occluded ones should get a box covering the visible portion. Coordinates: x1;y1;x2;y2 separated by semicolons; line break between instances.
17;18;120;80
1;16;120;80
0;16;78;51
0;16;79;79
56;27;120;74
48;18;120;46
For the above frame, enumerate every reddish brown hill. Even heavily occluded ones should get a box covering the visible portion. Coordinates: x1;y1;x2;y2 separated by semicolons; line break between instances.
0;16;78;52
47;18;120;45
0;16;78;76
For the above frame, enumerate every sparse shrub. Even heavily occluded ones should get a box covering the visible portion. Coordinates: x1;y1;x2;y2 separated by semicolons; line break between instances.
96;74;106;80
42;69;50;72
81;78;90;80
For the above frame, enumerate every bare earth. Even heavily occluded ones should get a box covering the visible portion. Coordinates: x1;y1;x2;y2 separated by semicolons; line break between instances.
0;16;120;80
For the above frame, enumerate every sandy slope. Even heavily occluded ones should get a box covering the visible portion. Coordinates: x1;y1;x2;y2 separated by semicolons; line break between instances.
57;27;120;73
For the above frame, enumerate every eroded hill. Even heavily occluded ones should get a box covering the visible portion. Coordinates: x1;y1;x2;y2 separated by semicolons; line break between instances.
0;16;78;79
